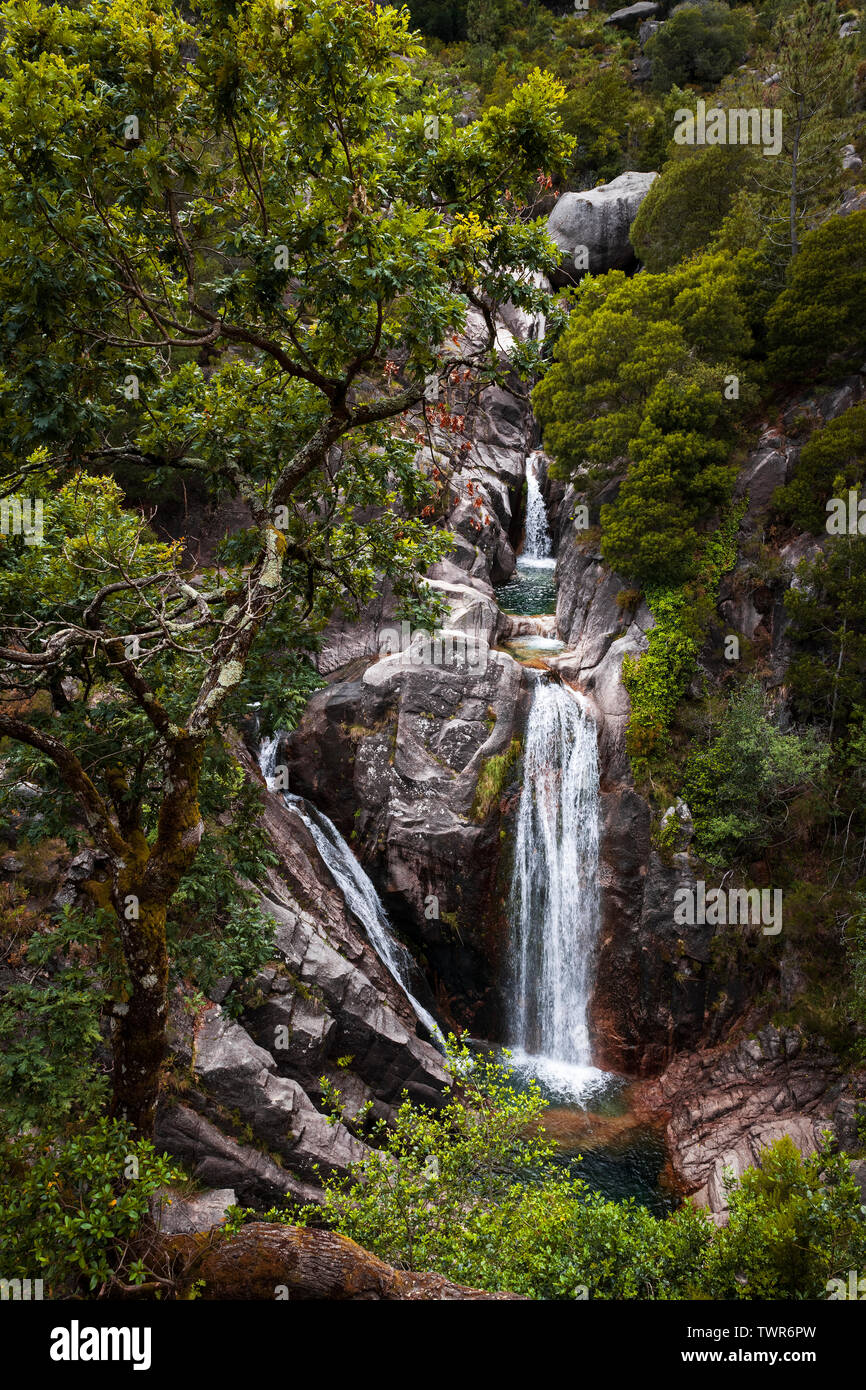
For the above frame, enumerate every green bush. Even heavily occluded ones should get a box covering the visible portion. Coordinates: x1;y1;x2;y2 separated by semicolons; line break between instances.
704;1135;866;1299
683;679;829;864
600;366;740;588
0;1118;182;1296
630;145;758;272
766;212;866;381
622;504;744;767
0;907;112;1128
646;3;752;92
533;249;754;485
290;1041;713;1299
243;1042;866;1300
773;404;866;534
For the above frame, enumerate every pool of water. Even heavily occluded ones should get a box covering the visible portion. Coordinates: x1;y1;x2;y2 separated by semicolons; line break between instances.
502;634;565;664
497;1048;678;1215
496;557;557;615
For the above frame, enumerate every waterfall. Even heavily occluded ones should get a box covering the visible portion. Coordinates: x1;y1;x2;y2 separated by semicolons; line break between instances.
523;451;554;564
508;678;605;1098
257;739;444;1049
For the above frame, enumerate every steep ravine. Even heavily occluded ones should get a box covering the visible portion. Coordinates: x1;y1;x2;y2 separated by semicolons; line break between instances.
276;366;866;1218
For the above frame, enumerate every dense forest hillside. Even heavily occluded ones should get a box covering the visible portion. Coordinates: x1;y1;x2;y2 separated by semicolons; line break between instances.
1;0;866;1335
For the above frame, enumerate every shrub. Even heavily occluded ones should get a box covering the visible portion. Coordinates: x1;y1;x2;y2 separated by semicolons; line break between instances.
766;212;866;381
622;503;744;768
683;679;829;864
704;1135;866;1299
646;3;752;92
773;403;866;534
630;144;758;272
0;1118;182;1297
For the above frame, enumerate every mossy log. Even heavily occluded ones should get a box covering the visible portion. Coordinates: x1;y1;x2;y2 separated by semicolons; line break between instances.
171;1223;524;1300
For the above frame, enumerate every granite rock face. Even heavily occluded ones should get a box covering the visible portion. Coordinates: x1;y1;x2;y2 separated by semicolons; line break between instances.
546;172;658;280
156;749;448;1205
637;1027;849;1219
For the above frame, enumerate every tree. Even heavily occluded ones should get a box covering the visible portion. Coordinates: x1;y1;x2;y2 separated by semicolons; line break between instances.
0;0;571;1133
765;211;866;379
773;403;866;532
785;534;866;739
757;0;856;259
532;249;753;485
599;366;740;587
645;3;751;94
630;144;758;272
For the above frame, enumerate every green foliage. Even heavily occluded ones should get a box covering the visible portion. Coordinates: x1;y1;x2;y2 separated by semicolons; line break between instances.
785;536;866;737
631;145;758;272
774;403;866;533
289;1040;713;1298
622;504;744;767
559;66;634;184
235;1043;866;1300
600;366;741;588
757;0;857;261
766;212;866;378
645;3;751;93
533;249;754;484
166;748;277;1003
470;737;521;820
0;906;112;1128
683;679;829;864
0;1117;182;1296
703;1135;866;1299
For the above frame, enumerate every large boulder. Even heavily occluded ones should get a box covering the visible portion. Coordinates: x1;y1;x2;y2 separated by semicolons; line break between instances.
546;172;658;280
604;2;660;28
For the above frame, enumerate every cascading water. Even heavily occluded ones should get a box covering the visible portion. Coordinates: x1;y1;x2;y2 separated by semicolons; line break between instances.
257;736;443;1048
523;451;553;563
508;677;606;1099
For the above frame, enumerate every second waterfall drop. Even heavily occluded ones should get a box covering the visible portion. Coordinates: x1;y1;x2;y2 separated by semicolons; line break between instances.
508;677;605;1096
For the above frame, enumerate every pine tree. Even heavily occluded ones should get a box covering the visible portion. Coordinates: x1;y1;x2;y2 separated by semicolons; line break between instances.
757;0;856;258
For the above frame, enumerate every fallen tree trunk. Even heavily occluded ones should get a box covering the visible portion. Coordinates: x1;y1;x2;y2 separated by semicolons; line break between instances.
171;1223;525;1300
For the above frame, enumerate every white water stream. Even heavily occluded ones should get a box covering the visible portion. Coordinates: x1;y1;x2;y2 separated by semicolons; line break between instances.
258;736;443;1048
508;679;607;1100
522;451;554;566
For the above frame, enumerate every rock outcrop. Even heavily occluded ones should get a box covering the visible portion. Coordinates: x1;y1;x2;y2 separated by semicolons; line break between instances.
155;747;448;1205
284;632;529;1035
546;172;658;280
636;1027;851;1219
604;2;660;28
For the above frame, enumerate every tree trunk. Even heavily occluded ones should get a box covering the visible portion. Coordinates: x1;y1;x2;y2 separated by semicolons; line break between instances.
111;897;170;1136
170;1224;526;1300
110;737;205;1135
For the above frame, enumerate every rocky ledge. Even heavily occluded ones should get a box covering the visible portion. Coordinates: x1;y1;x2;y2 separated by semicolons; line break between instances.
635;1025;865;1220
